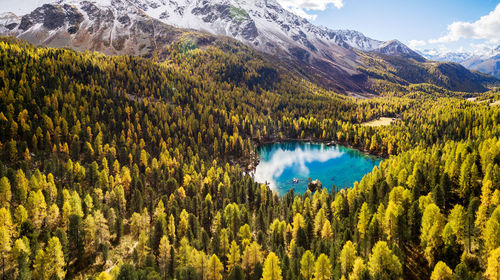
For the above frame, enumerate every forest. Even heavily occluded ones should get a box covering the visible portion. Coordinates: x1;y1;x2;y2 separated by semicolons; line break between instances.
0;36;499;280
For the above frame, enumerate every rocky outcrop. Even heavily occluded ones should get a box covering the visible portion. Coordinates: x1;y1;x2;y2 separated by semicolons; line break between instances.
308;179;322;192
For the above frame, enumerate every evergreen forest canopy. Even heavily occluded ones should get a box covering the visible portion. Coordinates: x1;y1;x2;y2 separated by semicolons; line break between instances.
0;36;500;280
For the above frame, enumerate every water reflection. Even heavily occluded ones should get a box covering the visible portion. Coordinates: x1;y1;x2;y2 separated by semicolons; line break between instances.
255;143;343;187
254;142;381;196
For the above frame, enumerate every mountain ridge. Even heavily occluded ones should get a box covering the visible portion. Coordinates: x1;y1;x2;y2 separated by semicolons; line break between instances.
419;45;500;79
0;0;497;94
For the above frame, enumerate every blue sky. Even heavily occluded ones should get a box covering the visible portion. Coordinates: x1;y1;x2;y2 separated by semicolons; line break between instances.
279;0;500;54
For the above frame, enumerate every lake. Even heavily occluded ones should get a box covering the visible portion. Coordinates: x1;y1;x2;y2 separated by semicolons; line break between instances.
254;142;382;196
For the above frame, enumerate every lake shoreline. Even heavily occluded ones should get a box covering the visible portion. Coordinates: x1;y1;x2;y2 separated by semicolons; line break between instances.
249;141;383;195
239;137;388;174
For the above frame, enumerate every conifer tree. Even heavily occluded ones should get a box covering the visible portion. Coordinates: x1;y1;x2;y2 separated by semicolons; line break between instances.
340;241;356;277
430;261;452;280
0;177;11;208
368;241;402;280
0;226;11;280
484;207;500;253
357;203;370;256
262;252;282;280
227;240;241;272
158;235;171;279
314;254;331;280
420;203;445;265
33;237;65;280
349;257;368;280
242;242;263;273
206;254;223;280
485;247;500;280
136;230;150;266
300;250;315;280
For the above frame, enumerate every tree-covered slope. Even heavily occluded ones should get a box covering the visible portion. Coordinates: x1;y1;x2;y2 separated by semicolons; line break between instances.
1;0;498;96
359;53;499;94
0;38;500;280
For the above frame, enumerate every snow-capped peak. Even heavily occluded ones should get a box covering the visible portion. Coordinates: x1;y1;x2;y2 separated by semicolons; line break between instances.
2;0;419;62
420;45;500;64
0;0;435;94
368;40;425;61
56;0;103;4
330;29;383;51
419;49;473;64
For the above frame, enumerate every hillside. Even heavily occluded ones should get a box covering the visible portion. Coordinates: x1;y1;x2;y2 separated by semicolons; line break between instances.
359;53;499;94
0;0;497;95
1;38;500;280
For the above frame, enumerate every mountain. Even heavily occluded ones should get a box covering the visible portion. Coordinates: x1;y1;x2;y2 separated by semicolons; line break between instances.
462;46;500;79
0;0;357;61
0;0;187;57
334;32;426;62
462;55;500;79
0;0;497;94
418;49;474;64
331;29;383;51
372;40;426;62
420;46;500;79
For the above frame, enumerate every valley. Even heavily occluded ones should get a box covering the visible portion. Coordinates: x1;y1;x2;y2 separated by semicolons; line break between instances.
0;1;499;280
0;33;499;280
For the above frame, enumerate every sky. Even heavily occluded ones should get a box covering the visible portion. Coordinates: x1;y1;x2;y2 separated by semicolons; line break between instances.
279;0;500;54
0;0;55;16
1;0;499;55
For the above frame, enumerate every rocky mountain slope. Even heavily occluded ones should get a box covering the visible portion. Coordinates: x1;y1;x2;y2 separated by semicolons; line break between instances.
331;29;383;51
373;40;425;62
0;0;187;57
0;0;497;94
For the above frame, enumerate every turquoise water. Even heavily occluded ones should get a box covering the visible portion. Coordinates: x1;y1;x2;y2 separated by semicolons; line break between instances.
254;142;382;196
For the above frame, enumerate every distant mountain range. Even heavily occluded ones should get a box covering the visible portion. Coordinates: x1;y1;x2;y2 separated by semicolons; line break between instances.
419;46;500;79
0;0;497;95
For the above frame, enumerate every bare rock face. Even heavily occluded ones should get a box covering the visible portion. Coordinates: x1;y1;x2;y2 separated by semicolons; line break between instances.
18;17;33;31
240;21;258;41
117;15;131;26
193;4;232;22
63;4;84;26
289;47;310;62
42;5;66;30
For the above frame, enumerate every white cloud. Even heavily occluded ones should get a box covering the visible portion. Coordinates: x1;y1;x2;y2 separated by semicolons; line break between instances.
430;3;500;44
469;42;498;57
284;6;318;20
278;0;344;10
277;0;344;20
408;40;426;49
253;144;343;191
